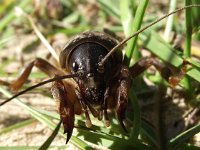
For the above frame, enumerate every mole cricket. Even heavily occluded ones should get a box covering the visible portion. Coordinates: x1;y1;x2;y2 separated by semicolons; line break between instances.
0;4;200;144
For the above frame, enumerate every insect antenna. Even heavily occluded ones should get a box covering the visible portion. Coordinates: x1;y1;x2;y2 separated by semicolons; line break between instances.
0;74;79;106
98;4;200;68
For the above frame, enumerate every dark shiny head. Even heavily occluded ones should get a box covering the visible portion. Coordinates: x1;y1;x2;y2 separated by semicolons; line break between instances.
60;31;122;106
68;42;113;105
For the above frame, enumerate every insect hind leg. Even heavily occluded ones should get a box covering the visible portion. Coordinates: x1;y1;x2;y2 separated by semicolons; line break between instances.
129;56;187;87
129;57;171;80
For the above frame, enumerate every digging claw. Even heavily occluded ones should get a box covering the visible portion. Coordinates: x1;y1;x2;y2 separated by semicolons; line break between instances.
51;79;75;144
61;103;75;144
63;123;73;144
116;106;128;132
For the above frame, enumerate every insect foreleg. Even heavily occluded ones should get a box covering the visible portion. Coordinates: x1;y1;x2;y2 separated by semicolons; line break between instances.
76;91;92;128
116;66;130;132
10;58;62;91
51;79;75;144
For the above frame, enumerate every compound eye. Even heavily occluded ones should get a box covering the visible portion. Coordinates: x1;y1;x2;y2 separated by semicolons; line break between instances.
72;62;79;72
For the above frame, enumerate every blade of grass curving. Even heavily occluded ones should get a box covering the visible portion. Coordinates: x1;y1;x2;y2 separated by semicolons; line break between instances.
123;0;149;65
0;119;35;135
0;0;31;32
97;0;120;19
36;107;130;139
0;87;91;150
35;108;130;139
186;58;200;69
0;36;16;48
140;120;157;146
0;87;55;126
140;31;200;83
34;106;153;149
169;123;200;149
39;120;62;150
73;127;154;150
141;31;183;66
186;68;200;83
62;11;80;25
120;0;136;37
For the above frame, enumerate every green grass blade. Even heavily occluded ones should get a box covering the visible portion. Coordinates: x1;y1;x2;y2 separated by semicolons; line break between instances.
169;123;200;149
185;0;192;57
123;0;149;65
97;0;120;19
140;120;157;146
35;105;153;149
0;36;15;48
0;87;91;150
141;31;200;83
120;0;136;37
191;0;200;30
186;68;200;83
141;31;182;67
164;0;177;41
75;128;154;150
39;120;62;150
0;119;35;135
183;0;193;97
186;58;200;69
35;108;128;138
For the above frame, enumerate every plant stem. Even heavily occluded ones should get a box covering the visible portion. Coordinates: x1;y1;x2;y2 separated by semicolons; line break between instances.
183;0;192;98
124;0;149;66
164;0;177;41
155;80;167;150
